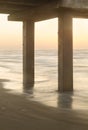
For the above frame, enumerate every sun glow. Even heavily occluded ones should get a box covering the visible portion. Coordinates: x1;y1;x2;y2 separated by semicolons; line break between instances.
35;18;58;50
0;14;22;50
0;14;88;50
73;18;88;49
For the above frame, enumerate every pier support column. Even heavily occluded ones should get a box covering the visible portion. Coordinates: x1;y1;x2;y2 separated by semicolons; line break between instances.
23;20;34;87
58;12;73;92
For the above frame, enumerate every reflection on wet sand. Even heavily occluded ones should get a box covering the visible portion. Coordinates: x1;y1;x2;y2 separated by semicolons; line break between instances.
23;84;34;95
0;80;87;130
0;79;10;89
57;92;73;109
23;82;34;91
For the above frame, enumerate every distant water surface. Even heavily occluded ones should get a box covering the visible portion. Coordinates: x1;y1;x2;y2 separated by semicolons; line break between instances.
0;49;88;110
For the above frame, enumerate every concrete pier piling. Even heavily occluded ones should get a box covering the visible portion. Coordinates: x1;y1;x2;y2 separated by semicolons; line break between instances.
23;20;34;87
58;12;73;91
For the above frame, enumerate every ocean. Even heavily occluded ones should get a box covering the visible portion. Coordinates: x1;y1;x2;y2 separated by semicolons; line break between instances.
0;49;88;110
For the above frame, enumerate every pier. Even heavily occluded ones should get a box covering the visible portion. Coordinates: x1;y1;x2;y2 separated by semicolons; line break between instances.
0;0;88;92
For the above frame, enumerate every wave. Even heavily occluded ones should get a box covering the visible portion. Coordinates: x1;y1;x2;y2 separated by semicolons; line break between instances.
0;49;88;109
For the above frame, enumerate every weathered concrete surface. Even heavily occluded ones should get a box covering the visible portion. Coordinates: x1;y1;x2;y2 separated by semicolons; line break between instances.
58;12;73;92
23;20;34;88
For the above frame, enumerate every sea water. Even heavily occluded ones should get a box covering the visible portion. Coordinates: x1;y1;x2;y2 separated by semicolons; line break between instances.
0;49;88;110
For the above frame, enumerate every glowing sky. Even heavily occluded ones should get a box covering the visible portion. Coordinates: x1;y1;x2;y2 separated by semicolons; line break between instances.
0;14;88;50
0;14;22;49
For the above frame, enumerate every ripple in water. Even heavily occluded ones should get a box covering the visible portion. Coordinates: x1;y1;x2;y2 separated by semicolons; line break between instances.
0;49;88;110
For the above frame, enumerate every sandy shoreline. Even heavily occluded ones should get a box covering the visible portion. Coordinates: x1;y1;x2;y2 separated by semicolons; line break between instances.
0;82;88;130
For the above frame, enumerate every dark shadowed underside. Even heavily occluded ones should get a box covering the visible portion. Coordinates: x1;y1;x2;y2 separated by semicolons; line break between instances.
0;0;57;14
0;0;88;17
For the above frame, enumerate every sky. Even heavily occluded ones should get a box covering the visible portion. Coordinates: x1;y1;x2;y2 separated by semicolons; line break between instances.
0;14;88;50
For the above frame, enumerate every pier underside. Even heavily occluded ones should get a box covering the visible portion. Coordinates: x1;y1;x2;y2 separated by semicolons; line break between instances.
0;0;88;92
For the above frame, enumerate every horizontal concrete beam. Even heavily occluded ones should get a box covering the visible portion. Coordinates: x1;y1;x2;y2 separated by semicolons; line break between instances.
7;0;88;21
8;6;88;22
8;2;59;21
8;10;58;22
1;0;88;14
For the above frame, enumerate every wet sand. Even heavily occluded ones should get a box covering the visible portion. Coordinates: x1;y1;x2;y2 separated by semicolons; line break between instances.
0;81;88;130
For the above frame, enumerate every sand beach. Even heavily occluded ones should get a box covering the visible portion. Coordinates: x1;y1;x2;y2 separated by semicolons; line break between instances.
0;80;88;130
